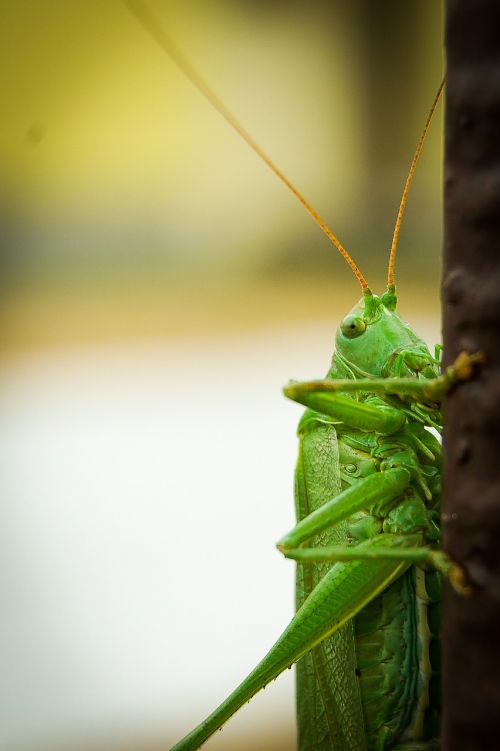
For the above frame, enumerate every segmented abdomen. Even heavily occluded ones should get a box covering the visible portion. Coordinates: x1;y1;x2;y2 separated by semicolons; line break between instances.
338;425;442;749
354;568;441;749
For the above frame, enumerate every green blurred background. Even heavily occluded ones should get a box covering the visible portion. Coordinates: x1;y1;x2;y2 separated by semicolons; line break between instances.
0;1;443;750
1;0;443;350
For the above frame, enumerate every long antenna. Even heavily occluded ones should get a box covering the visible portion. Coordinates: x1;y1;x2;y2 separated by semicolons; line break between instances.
387;78;445;287
123;0;369;290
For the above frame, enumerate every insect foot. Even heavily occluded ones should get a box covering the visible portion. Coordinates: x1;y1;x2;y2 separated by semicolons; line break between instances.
422;351;484;402
445;351;485;385
428;550;473;596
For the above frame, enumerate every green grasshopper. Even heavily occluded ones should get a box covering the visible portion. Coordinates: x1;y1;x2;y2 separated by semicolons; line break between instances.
124;4;477;749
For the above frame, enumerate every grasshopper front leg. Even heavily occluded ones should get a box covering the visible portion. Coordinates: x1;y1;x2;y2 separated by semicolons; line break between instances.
284;351;483;408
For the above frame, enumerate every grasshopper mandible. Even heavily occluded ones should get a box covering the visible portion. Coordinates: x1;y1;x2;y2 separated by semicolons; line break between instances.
124;3;477;749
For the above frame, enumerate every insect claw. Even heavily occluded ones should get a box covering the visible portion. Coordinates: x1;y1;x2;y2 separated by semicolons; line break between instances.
450;351;485;382
449;564;473;596
428;550;473;595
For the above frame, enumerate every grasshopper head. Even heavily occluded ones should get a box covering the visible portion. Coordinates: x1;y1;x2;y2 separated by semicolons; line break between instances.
334;287;439;380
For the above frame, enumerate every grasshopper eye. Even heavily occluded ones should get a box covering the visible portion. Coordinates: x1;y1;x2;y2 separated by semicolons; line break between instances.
341;315;366;338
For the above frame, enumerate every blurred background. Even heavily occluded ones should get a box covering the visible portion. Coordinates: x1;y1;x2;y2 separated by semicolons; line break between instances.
1;1;443;749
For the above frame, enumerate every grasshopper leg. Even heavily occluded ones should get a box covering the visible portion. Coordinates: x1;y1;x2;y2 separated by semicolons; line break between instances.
284;387;406;433
284;351;483;408
281;535;445;573
282;536;469;594
277;467;411;550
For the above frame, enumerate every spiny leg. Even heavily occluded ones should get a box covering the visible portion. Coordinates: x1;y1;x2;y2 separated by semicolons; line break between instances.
284;351;484;409
277;467;411;550
281;534;469;594
171;544;413;751
278;457;469;593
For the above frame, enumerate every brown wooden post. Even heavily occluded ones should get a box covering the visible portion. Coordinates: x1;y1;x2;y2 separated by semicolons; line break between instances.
443;1;500;748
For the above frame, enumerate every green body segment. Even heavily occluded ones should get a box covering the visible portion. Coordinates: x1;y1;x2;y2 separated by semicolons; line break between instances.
292;292;442;751
354;567;441;749
172;291;448;751
294;417;441;750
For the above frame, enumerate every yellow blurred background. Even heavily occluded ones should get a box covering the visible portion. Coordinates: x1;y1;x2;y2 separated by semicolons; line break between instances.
1;1;443;750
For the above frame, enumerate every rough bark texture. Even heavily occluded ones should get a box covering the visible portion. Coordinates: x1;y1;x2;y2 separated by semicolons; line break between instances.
443;1;500;748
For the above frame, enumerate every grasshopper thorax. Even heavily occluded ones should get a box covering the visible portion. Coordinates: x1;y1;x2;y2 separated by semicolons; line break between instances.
334;286;439;381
